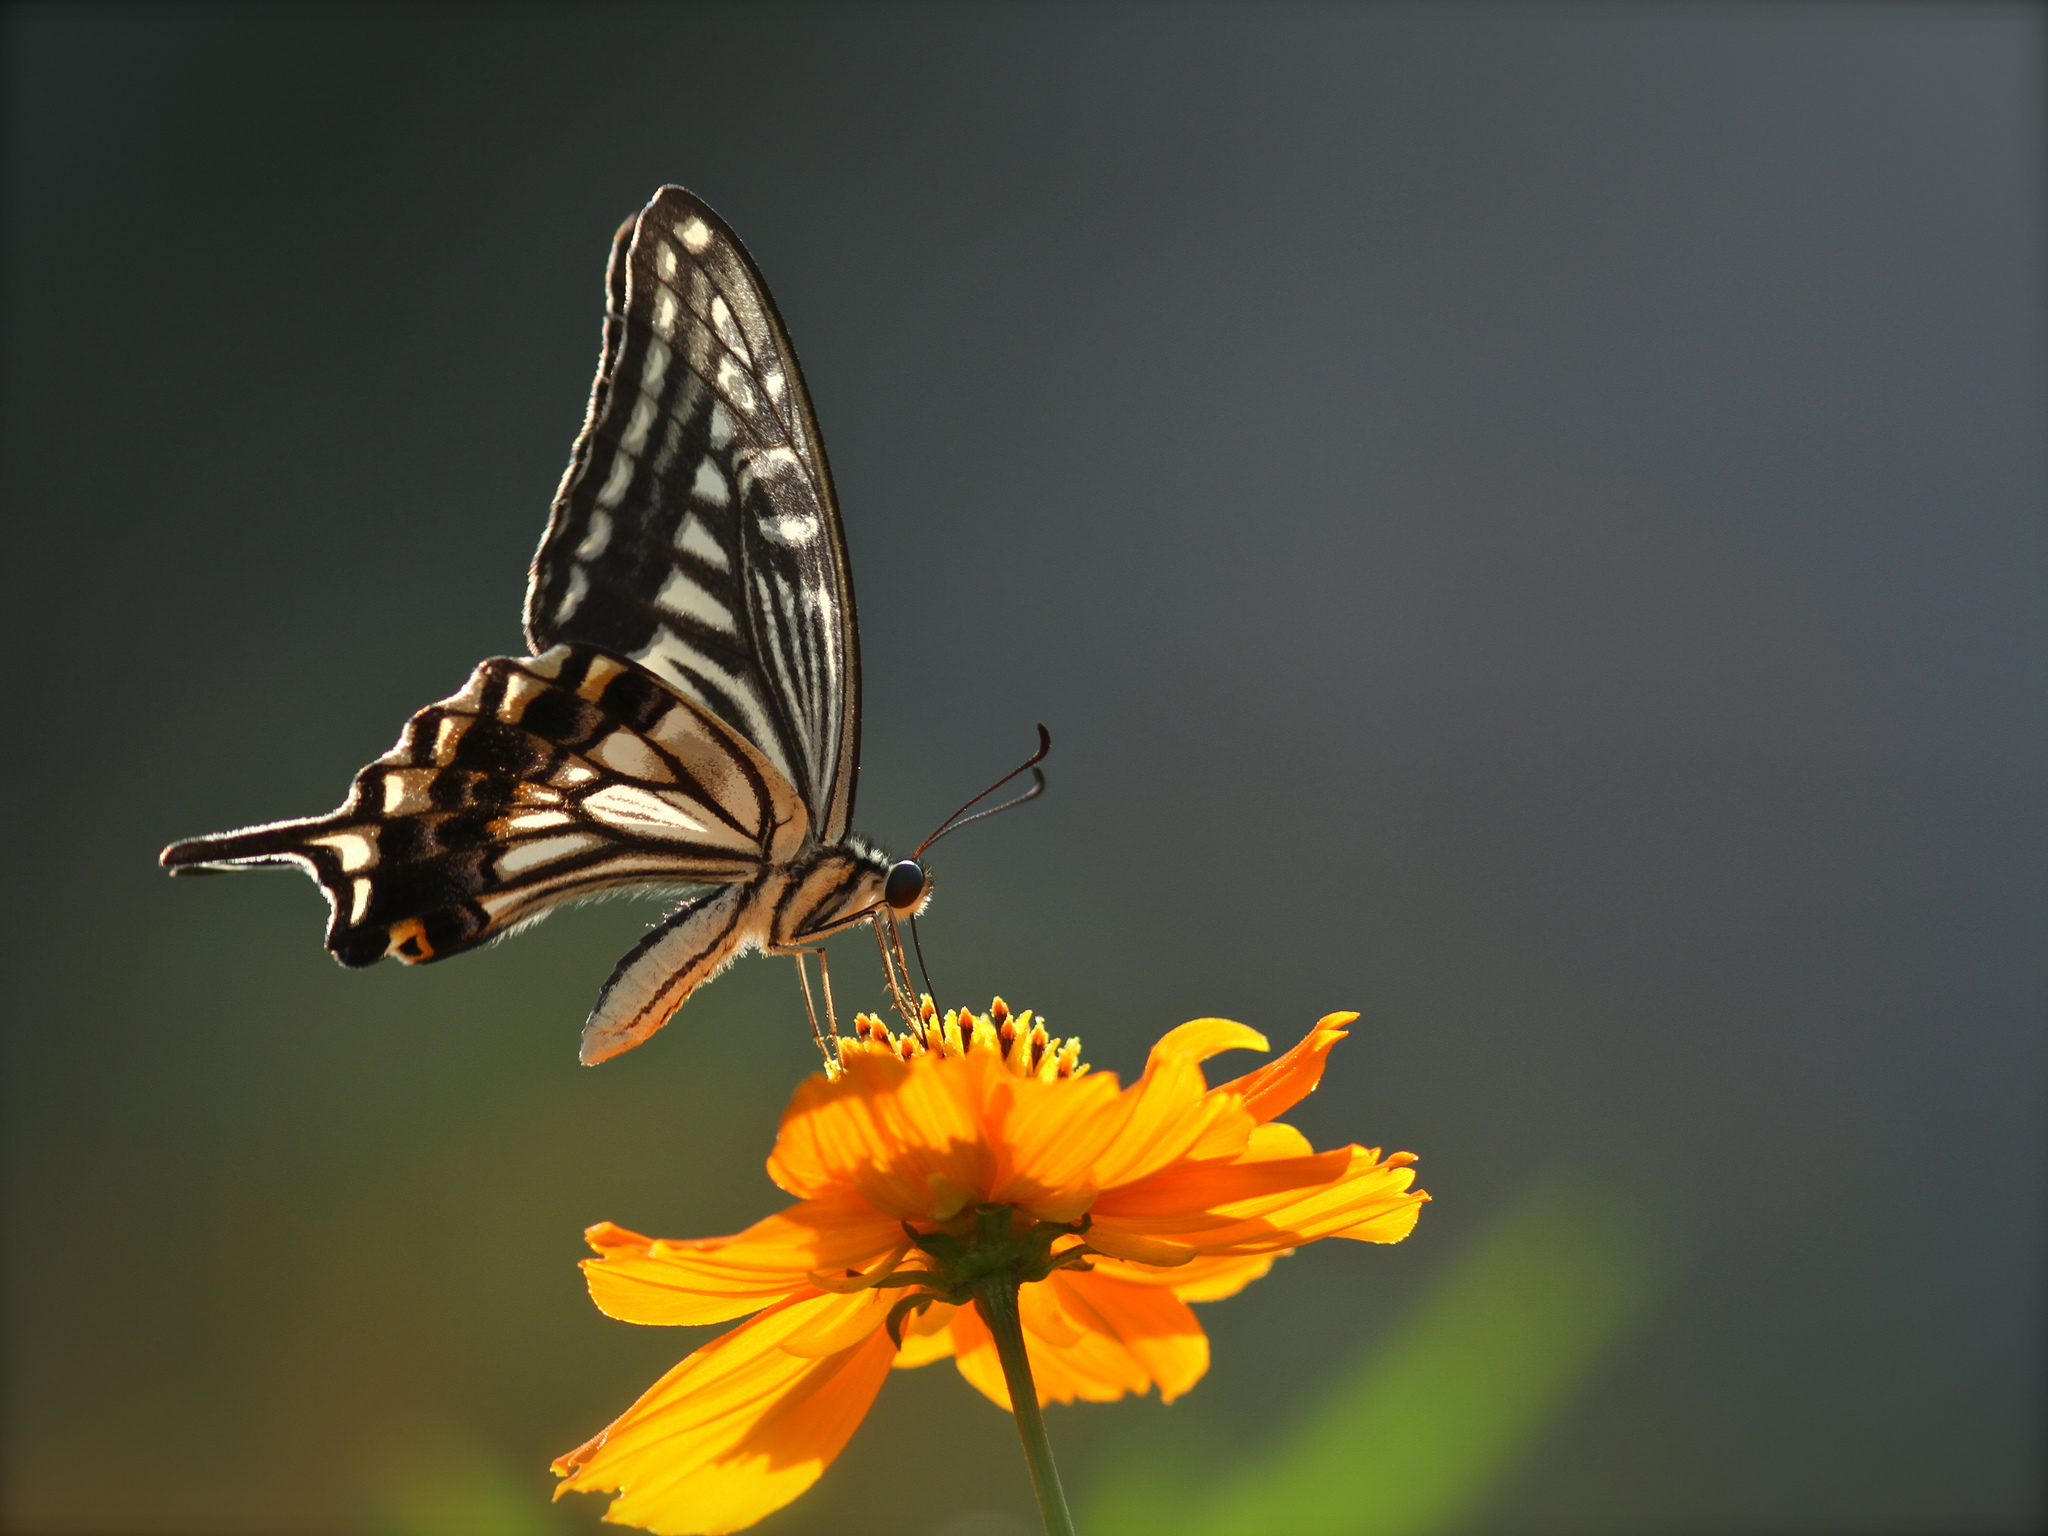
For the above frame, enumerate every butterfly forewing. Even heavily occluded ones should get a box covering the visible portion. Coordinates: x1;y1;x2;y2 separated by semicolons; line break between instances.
526;189;859;842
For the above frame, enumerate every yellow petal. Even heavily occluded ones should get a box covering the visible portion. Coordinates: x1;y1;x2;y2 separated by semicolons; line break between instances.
945;1304;1012;1409
889;1301;962;1369
553;1289;897;1535
776;1286;896;1358
1091;1148;1355;1221
1146;1018;1269;1069
1085;1052;1255;1192
1023;1281;1153;1404
580;1201;902;1326
1083;1250;1280;1302
1211;1013;1356;1123
766;1051;998;1220
1166;1252;1278;1302
983;1068;1130;1204
943;1291;1162;1409
1109;1146;1427;1255
1085;1225;1200;1266
1240;1122;1315;1160
807;1241;913;1294
1054;1269;1211;1403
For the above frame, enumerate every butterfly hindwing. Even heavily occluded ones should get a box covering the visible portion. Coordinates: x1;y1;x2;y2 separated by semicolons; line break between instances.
526;187;860;843
162;645;808;968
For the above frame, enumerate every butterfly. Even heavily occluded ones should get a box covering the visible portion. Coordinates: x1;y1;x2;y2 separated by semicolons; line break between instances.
162;186;1039;1064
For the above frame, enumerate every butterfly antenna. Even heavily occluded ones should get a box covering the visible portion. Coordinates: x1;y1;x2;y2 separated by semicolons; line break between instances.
914;724;1052;859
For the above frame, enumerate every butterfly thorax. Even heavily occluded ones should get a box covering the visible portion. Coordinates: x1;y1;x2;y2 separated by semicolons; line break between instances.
763;834;905;953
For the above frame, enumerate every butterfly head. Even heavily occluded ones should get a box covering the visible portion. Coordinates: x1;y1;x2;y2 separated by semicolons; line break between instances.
884;859;929;915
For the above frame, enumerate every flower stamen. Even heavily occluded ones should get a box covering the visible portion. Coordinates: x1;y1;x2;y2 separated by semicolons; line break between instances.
844;997;1090;1080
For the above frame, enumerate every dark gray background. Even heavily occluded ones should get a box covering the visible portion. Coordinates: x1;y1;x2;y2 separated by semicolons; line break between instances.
3;4;2042;1533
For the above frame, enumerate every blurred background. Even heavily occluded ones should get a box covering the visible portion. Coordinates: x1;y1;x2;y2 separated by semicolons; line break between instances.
3;4;2042;1533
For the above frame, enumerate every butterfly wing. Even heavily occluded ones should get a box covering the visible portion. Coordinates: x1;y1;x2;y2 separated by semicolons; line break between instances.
526;186;861;846
161;646;807;967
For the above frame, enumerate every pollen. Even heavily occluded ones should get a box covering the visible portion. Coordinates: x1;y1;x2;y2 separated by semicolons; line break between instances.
845;997;1089;1081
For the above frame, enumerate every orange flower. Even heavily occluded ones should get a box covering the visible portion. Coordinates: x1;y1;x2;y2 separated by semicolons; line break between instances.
553;1003;1427;1535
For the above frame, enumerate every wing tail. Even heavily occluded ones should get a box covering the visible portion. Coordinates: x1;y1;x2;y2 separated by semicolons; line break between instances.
161;818;336;874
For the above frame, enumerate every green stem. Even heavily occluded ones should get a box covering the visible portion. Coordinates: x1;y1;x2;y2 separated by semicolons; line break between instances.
972;1275;1077;1536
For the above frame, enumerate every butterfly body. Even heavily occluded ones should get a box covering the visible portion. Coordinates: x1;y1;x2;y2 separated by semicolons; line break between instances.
164;188;925;1062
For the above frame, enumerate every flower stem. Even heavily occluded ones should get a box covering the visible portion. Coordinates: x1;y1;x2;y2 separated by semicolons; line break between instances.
972;1275;1077;1536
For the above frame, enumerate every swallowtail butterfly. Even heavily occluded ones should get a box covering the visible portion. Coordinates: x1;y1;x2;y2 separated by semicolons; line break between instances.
163;187;943;1064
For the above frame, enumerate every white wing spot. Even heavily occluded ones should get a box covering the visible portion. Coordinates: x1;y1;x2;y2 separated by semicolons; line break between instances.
737;445;802;501
691;456;731;507
584;783;715;839
591;731;670;780
656;241;678;278
714;358;756;412
708;403;735;448
503;809;576;833
653;288;680;338
640;336;672;393
555;564;589;623
595;450;636;510
675;513;730;570
311;831;377;872
433;715;470;763
623;391;657;453
765;513;820;546
350;877;373;924
574;509;613;561
678;216;713;252
656;570;736;633
382;770;434;816
498;833;605;877
496;672;552;724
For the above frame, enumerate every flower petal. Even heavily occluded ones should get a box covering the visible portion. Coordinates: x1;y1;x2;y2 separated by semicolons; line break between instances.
1084;1250;1280;1302
1108;1145;1427;1255
553;1288;897;1536
766;1052;998;1219
1085;1052;1256;1191
1211;1012;1356;1123
777;1286;901;1358
889;1300;962;1369
1146;1018;1268;1069
1092;1148;1356;1222
580;1200;903;1326
982;1068;1129;1209
946;1298;1151;1409
1053;1269;1211;1403
1021;1276;1154;1403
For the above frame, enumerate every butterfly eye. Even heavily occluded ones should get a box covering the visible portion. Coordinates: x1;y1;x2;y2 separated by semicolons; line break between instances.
884;860;928;913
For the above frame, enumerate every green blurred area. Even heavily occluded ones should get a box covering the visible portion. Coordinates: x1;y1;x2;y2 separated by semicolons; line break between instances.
1085;1180;1656;1536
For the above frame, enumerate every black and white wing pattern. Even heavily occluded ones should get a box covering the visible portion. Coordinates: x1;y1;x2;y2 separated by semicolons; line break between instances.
527;188;859;845
163;188;925;1064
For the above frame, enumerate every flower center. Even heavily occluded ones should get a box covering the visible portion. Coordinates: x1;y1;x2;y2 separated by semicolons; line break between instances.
843;997;1090;1081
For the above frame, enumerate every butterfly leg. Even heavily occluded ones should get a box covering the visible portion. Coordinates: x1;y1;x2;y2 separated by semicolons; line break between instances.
793;953;840;1075
873;915;922;1030
815;946;843;1055
885;916;931;1017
